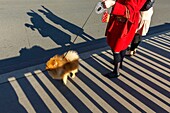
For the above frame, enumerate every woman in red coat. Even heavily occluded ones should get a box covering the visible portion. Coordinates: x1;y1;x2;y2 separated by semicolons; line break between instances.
96;0;146;78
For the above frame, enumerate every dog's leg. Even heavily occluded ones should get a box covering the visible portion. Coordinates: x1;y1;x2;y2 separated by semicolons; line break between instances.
63;73;69;85
70;69;78;79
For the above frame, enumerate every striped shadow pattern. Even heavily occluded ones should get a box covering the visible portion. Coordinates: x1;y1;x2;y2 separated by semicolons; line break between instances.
3;31;170;113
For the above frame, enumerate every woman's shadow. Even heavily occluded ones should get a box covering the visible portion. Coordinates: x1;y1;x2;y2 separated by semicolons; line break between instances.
38;5;95;42
25;10;72;47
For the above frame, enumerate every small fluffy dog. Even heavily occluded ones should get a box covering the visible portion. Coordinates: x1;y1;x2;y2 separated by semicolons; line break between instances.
45;50;79;85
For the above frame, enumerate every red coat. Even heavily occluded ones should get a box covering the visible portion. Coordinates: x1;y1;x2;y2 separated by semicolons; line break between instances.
105;0;146;52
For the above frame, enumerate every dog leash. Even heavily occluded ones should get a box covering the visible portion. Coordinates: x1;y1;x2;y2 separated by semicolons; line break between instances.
63;4;96;58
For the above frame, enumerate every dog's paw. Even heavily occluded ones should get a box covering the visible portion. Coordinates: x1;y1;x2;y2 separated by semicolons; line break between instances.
68;72;72;77
69;72;73;78
71;73;76;78
70;69;78;79
69;72;76;79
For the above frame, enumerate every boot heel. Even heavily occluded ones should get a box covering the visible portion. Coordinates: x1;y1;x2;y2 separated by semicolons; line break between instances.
105;62;121;78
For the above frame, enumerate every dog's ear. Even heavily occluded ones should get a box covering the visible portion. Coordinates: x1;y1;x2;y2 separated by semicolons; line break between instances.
45;63;51;70
46;58;57;70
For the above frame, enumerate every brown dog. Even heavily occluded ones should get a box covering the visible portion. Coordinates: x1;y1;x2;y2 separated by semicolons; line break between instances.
46;51;79;85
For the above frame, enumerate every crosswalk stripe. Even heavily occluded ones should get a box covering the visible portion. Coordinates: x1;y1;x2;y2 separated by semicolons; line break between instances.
102;50;170;111
98;52;170;101
66;78;102;113
120;70;170;112
124;58;170;92
24;73;61;113
137;49;170;73
147;39;170;50
92;54;156;112
158;34;170;41
133;54;170;76
131;54;170;83
143;40;170;52
150;37;170;45
123;61;170;102
72;76;118;113
139;47;170;66
100;51;170;112
80;61;141;113
34;70;78;113
106;50;170;87
8;77;36;113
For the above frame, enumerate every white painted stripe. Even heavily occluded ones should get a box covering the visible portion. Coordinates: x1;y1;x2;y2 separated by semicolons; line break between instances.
72;76;118;113
34;70;78;113
66;79;102;113
123;61;170;102
124;58;170;92
147;39;170;49
133;54;170;82
133;54;170;76
120;70;170;112
143;40;170;52
100;51;170;112
24;73;61;113
8;77;36;113
158;34;170;41
139;47;170;65
151;37;170;45
138;48;170;73
92;53;156;113
80;61;141;113
106;50;170;87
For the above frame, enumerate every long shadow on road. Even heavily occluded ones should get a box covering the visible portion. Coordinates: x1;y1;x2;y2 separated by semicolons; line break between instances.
0;6;106;74
0;5;169;77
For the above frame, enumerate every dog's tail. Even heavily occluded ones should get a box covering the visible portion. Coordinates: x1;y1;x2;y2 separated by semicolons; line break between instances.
64;50;79;61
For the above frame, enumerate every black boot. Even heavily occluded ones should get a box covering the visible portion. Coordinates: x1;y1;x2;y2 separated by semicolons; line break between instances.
106;62;121;78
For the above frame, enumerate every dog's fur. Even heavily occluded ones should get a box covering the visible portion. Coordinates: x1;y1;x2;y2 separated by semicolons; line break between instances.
46;51;79;85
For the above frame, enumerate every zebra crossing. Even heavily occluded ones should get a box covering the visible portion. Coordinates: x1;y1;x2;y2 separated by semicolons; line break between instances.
2;31;170;113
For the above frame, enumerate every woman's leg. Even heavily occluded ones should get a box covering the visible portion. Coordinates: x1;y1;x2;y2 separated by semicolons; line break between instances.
105;51;121;78
120;49;126;68
113;52;121;74
105;49;126;78
126;33;142;56
130;33;142;51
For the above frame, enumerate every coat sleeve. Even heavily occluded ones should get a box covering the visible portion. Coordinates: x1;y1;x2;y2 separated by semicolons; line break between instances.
111;0;147;23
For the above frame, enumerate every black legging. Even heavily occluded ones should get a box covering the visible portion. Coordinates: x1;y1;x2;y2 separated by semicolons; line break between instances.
112;49;126;64
130;33;142;51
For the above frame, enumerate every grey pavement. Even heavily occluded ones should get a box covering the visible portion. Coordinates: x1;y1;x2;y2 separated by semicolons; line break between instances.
0;0;170;113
